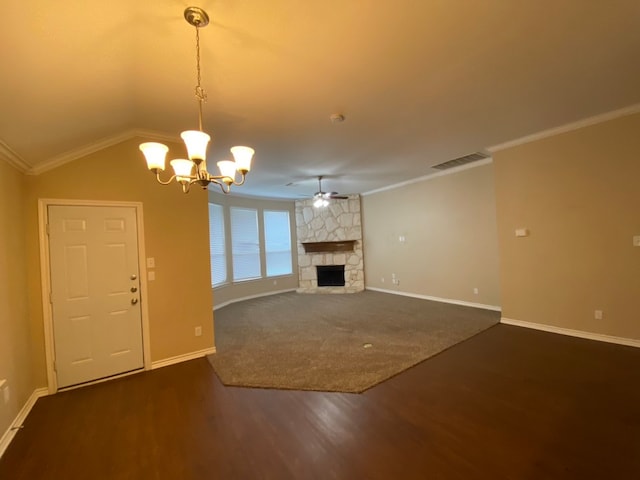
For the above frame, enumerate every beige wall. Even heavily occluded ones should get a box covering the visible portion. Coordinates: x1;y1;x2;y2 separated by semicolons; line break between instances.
493;112;640;340
24;138;214;387
362;163;501;308
208;191;298;307
0;161;36;437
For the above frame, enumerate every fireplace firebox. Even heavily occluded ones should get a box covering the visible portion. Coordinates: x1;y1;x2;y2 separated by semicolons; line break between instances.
316;265;345;287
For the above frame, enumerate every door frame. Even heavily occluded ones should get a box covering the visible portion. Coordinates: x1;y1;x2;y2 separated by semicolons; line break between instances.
38;199;152;394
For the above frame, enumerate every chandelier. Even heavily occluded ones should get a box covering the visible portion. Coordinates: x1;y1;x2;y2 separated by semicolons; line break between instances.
139;6;254;194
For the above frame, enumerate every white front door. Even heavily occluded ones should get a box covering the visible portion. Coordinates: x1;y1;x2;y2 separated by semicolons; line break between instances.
48;205;144;388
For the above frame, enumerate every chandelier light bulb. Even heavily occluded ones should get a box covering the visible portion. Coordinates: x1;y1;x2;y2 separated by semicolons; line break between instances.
217;160;237;183
139;142;169;171
170;159;194;179
181;130;211;163
230;146;255;173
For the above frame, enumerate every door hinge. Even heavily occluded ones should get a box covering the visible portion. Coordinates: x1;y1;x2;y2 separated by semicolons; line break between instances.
53;361;57;372
49;292;53;304
46;223;50;235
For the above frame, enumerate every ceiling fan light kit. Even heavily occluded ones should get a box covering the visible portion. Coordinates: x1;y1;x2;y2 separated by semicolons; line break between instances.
313;197;330;208
138;6;254;194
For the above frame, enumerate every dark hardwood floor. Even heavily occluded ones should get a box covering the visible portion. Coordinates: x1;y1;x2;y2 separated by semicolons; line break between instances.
1;324;639;479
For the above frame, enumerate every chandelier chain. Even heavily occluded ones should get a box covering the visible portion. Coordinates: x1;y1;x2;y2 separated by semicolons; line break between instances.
194;25;207;131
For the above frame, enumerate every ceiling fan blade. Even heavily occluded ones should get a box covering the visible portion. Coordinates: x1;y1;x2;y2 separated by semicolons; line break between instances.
329;195;349;199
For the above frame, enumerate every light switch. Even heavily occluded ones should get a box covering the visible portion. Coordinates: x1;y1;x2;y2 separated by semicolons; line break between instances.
148;271;156;281
515;228;529;237
146;257;155;268
633;236;640;247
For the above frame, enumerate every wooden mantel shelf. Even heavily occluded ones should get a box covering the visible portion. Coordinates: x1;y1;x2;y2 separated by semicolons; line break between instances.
302;240;357;253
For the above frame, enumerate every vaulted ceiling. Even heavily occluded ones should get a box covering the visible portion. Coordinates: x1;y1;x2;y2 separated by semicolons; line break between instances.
2;1;639;198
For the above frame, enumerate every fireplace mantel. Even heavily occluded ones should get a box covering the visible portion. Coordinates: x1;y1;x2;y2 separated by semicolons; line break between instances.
301;240;356;253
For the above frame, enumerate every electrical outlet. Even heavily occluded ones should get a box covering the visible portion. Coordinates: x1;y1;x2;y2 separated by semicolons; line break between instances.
473;288;479;295
195;326;202;337
381;277;385;283
594;310;603;320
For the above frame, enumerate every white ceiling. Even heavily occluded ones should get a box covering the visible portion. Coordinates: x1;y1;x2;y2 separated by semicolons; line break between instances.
2;1;639;199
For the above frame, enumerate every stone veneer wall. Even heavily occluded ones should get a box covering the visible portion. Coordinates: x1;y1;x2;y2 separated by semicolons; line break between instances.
295;195;364;294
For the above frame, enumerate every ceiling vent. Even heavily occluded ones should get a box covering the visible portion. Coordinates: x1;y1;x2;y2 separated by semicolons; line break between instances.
431;152;490;170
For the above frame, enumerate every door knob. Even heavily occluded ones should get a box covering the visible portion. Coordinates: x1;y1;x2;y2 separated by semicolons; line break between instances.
130;274;137;280
131;298;138;305
130;287;138;293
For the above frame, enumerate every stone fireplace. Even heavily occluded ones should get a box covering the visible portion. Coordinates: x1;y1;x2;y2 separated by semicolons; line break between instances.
295;195;364;294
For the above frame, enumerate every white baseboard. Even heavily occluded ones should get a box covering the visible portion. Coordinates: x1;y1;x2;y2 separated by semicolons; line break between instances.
151;347;217;370
0;387;48;459
213;288;297;311
365;287;502;312
500;317;640;348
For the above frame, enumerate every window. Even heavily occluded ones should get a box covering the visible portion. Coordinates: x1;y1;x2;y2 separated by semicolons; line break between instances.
209;202;294;287
264;210;292;277
230;207;261;281
208;203;227;286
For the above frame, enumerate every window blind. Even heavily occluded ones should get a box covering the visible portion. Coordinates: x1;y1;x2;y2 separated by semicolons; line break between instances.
230;207;261;281
208;203;227;286
263;210;292;277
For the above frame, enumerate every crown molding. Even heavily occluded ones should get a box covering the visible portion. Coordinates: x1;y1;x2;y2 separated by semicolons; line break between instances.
362;157;493;196
488;103;640;153
0;139;32;173
27;129;178;176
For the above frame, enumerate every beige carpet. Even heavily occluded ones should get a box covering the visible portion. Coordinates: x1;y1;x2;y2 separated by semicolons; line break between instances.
207;291;499;393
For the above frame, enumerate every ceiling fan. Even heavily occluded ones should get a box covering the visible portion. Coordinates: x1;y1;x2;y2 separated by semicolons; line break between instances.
313;176;348;207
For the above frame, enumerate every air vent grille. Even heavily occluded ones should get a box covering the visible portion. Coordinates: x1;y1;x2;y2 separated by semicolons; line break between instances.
431;152;489;170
